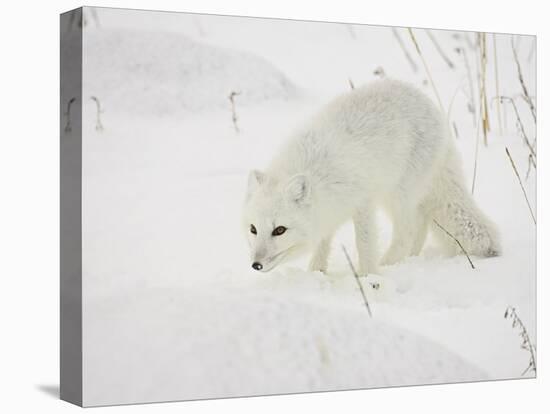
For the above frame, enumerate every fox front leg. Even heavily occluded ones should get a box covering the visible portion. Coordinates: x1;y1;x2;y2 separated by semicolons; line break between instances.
353;207;379;275
308;236;333;273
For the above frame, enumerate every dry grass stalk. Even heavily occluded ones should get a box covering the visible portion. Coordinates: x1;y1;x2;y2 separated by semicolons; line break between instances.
455;47;476;126
471;96;483;194
90;96;104;132
478;33;490;146
348;78;355;90
425;29;455;69
432;219;475;269
493;34;503;136
525;154;536;180
447;78;468;140
471;36;496;194
505;147;536;225
446;78;463;115
530;153;537;169
228;91;241;133
392;28;418;73
473;34;482;105
447;76;469;116
504;307;537;376
341;246;373;318
64;97;76;133
511;38;536;124
408;28;444;112
498;97;536;159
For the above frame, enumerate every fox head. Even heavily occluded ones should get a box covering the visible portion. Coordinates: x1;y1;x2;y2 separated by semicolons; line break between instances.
243;170;315;272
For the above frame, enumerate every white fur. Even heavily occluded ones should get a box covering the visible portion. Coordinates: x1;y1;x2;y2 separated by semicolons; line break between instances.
243;79;500;274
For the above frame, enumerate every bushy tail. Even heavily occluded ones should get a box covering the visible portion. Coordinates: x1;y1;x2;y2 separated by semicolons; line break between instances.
423;145;501;258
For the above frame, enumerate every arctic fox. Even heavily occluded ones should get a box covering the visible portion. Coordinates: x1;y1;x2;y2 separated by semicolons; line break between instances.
243;79;500;275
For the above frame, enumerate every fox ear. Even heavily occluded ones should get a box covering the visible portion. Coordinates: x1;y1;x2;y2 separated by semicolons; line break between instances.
286;174;310;204
247;170;265;196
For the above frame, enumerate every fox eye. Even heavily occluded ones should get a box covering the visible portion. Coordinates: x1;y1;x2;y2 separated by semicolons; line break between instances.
272;226;287;236
250;224;257;235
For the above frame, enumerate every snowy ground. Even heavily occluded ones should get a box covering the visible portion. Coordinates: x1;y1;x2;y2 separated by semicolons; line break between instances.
76;7;536;407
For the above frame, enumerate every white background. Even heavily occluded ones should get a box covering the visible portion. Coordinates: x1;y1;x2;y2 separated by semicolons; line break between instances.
0;0;547;412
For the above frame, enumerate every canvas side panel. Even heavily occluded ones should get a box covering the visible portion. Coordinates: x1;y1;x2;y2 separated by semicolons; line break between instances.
60;8;83;407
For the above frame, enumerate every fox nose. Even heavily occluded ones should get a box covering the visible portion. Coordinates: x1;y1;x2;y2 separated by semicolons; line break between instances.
252;262;263;271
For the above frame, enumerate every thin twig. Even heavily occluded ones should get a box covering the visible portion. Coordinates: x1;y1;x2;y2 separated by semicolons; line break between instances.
525;154;536;181
504;307;536;376
432;219;475;269
498;97;536;159
511;38;536;124
228;91;241;133
90;96;104;132
493;34;503;136
348;78;355;90
408;28;444;112
341;246;372;318
425;29;455;69
64;97;76;133
505;147;536;225
392;28;418;73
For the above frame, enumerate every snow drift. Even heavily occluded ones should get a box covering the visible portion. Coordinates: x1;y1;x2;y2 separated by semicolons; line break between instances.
83;28;297;116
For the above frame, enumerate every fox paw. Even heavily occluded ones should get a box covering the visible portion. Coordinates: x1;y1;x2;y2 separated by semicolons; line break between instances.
308;261;327;273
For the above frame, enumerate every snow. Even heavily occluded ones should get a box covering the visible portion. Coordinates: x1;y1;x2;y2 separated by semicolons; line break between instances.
78;7;536;407
83;284;487;404
83;28;297;116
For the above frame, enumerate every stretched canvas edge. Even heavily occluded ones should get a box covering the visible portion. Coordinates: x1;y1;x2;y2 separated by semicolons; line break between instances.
60;7;83;407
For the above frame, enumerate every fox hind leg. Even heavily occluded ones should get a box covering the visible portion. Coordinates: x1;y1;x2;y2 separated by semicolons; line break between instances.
381;201;425;266
411;210;429;256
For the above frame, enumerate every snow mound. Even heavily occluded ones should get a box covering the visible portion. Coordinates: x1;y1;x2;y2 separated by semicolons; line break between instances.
82;28;297;116
84;284;486;406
